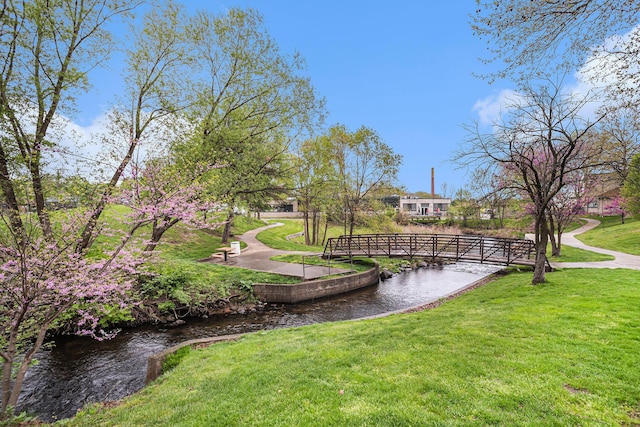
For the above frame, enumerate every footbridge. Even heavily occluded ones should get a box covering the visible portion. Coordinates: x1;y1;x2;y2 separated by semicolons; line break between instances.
323;233;537;267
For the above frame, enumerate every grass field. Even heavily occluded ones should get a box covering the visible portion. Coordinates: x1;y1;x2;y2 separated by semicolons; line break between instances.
577;216;640;255
63;268;640;426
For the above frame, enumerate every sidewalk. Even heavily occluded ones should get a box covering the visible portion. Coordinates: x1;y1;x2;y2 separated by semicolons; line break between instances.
547;218;640;270
205;222;351;279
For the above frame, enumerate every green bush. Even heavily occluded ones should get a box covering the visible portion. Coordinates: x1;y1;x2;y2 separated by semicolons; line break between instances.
141;271;191;298
98;304;134;328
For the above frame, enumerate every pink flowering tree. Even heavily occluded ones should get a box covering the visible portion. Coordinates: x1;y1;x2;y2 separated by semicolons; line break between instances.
603;194;628;224
0;156;217;416
546;172;595;256
458;80;605;284
0;208;144;414
119;159;225;253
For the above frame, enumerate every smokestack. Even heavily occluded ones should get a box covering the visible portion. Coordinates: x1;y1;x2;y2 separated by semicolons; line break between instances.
431;167;435;198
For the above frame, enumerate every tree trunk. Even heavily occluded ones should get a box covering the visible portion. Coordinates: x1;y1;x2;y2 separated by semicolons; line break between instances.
76;138;140;253
321;216;329;246
29;158;54;241
548;214;559;257
0;146;25;240
348;211;355;237
532;217;549;285
310;210;317;245
1;356;12;416
556;232;562;257
312;210;320;246
2;319;49;415
221;210;234;244
303;209;310;246
143;218;181;252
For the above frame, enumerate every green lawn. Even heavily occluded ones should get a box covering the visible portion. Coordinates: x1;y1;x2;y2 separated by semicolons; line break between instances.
257;219;382;252
64;268;640;426
577;216;640;255
547;244;615;262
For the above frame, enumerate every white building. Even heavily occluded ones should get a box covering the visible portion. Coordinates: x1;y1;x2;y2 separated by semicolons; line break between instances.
399;195;451;217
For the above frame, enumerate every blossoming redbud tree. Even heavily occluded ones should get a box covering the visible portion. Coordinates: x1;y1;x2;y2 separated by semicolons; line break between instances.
0;159;216;416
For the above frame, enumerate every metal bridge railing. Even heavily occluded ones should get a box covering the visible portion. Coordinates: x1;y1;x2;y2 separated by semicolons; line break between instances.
323;233;536;266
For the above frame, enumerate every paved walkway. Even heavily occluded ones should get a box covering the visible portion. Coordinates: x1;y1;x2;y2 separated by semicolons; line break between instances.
207;219;640;277
204;222;351;279
546;218;640;270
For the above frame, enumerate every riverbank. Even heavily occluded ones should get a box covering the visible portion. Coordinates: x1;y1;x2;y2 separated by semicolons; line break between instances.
20;261;499;422
64;268;640;426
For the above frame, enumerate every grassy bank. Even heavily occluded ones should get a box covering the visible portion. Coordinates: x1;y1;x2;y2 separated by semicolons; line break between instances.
63;268;640;426
256;219;385;252
547;244;615;262
577;216;640;255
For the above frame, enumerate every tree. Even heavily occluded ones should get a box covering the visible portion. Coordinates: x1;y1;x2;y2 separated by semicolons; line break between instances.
0;216;140;415
182;8;325;243
0;0;144;418
331;125;402;236
597;104;640;185
472;0;640;86
603;194;628;224
450;188;479;228
457;80;604;284
76;1;194;254
546;172;594;256
622;153;640;215
118;159;223;253
467;167;514;229
0;0;138;242
294;135;335;246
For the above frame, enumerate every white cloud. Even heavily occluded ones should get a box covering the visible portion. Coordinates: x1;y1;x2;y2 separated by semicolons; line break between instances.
472;89;518;126
44;108;187;182
472;25;640;127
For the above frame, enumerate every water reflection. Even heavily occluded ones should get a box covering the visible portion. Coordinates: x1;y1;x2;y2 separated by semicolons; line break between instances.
18;263;500;421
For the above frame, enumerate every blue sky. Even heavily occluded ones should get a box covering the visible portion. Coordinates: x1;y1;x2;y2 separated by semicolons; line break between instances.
76;1;512;195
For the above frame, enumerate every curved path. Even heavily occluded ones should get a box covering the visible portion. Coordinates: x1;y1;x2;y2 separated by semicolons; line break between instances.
211;219;640;276
205;222;350;279
549;218;640;270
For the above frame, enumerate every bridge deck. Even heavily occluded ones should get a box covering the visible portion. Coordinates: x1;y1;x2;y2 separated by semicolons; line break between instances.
323;233;537;267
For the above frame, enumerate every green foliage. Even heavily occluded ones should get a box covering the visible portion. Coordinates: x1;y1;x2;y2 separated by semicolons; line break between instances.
622;153;640;216
161;346;192;375
98;304;134;328
141;271;190;298
234;280;255;294
356;204;401;234
0;406;37;426
157;301;176;315
66;269;640;426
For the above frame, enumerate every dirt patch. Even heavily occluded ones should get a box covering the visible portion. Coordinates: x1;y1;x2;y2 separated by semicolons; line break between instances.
563;384;589;394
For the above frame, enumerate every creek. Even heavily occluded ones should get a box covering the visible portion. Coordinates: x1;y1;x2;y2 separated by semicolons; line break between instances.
17;262;501;422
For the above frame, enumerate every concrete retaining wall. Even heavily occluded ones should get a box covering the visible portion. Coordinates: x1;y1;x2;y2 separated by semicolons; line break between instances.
253;265;380;303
